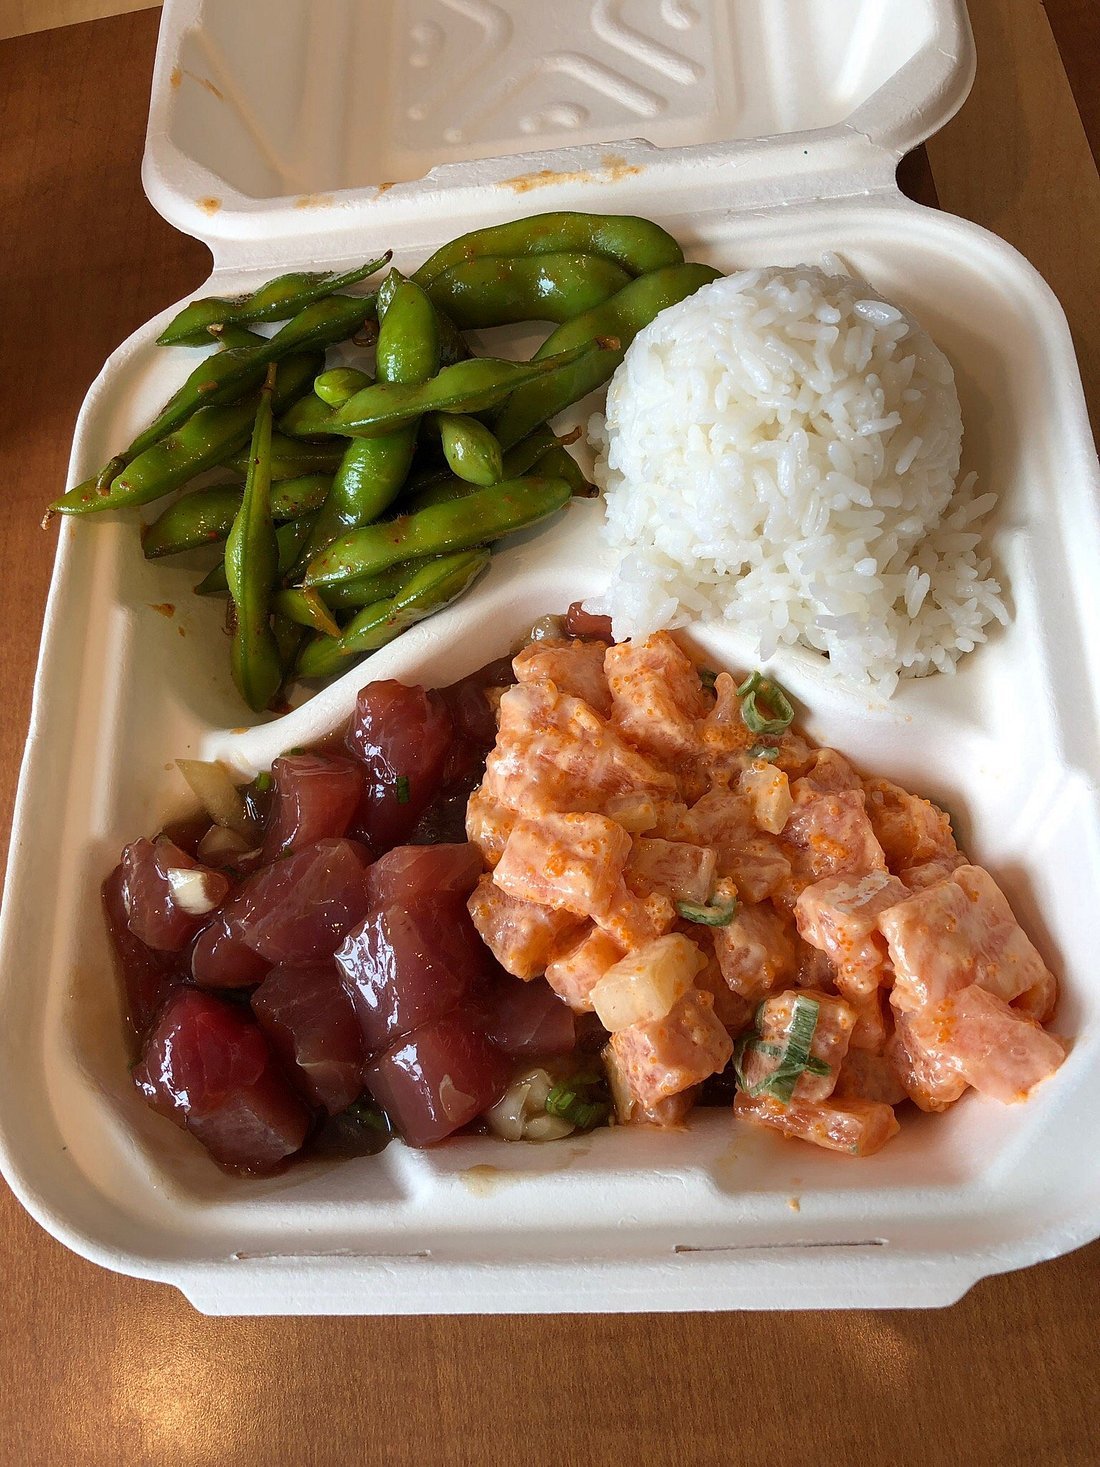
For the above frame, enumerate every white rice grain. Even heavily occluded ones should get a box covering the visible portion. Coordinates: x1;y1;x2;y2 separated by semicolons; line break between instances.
587;265;1006;692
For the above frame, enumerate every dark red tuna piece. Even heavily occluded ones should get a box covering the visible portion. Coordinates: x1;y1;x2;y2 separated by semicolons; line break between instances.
336;892;490;1053
482;975;577;1058
252;963;365;1114
563;602;613;640
103;864;184;1042
191;913;270;989
346;681;453;849
363;1008;509;1146
133;988;310;1172
120;836;229;952
365;843;484;910
261;753;365;862
438;655;516;748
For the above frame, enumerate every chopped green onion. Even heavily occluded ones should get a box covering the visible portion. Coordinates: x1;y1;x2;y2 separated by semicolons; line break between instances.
254;771;273;793
749;744;779;762
675;896;740;927
733;996;826;1105
546;1085;610;1130
699;667;718;690
736;670;795;736
395;774;410;804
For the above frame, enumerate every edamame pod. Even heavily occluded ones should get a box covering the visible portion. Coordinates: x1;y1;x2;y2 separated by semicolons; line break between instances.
424;252;632;328
314;366;372;407
331;338;612;438
141;474;332;558
272;587;343;639
224;367;282;711
413;212;683;289
224;433;345;480
298;274;443;563
304;475;570;588
50;350;324;515
427;413;504;486
296;549;490;680
195;515;316;596
492;263;721;448
157;255;390;347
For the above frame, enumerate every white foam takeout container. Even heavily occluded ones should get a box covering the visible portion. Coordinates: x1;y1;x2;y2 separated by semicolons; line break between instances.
2;0;1098;1315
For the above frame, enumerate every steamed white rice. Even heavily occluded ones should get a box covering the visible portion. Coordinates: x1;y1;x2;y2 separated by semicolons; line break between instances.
587;264;1006;697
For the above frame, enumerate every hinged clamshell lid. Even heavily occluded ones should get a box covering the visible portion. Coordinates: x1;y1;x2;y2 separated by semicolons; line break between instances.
143;0;974;261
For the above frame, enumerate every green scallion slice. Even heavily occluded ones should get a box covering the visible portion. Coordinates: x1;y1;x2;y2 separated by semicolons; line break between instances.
736;670;795;736
395;774;410;804
699;667;718;690
749;743;779;761
733;996;827;1105
675;896;740;927
546;1084;610;1130
254;770;273;793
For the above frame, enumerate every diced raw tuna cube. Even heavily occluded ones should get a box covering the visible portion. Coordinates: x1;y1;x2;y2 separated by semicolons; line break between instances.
261;753;364;862
713;901;800;1002
886;1008;968;1112
191;913;271;989
468;873;584;979
544;926;625;1011
133;989;310;1172
906;983;1066;1104
734;1091;900;1156
240;838;373;965
347;681;454;849
879;864;1054;1012
102;864;185;1041
740;988;855;1103
493;811;631;917
363;1009;509;1146
605;632;711;761
252;963;365;1114
120;836;229;952
795;870;909;998
365;843;484;909
336;893;490;1053
481;976;577;1057
608;989;733;1110
625;837;716;905
862;776;960;870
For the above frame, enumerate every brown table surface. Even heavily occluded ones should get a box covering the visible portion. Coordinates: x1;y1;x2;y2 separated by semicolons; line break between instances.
2;4;1100;1464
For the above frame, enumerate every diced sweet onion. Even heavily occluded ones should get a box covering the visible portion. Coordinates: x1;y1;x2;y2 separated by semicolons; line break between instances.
590;934;706;1031
196;825;253;863
605;793;659;834
165;867;228;916
176;759;253;838
740;762;793;835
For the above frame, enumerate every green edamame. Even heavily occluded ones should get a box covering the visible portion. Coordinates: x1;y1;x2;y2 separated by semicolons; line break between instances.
157;255;389;347
272;587;342;639
296;549;489;680
224;367;282;712
298;273;443;563
223;432;345;480
51;351;324;515
331;338;611;438
427;413;504;486
413;212;683;288
314;367;372;407
424;252;632;328
195;515;316;597
304;475;570;588
492;262;721;448
141;474;332;558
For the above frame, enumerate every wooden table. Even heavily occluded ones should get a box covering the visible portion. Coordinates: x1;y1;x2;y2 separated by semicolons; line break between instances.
1;5;1098;1463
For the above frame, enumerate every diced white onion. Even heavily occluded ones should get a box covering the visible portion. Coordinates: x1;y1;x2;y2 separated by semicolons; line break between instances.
523;1113;575;1142
605;792;659;834
525;615;565;643
485;1082;531;1141
176;759;252;838
165;867;224;916
740;763;793;835
196;825;253;863
439;1074;475;1122
590;934;706;1031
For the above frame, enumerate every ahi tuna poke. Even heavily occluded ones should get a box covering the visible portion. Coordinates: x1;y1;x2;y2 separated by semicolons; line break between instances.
108;609;1065;1175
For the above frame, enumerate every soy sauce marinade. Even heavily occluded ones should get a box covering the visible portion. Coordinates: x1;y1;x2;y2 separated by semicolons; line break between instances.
105;618;610;1175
